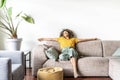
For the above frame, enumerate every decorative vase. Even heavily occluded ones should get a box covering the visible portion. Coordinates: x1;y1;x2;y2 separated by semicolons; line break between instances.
5;38;22;51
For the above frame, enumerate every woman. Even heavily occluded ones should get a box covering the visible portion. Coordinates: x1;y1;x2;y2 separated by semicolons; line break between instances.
38;29;97;78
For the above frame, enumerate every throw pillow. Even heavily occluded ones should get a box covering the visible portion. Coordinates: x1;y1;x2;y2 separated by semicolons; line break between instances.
112;48;120;57
45;47;59;60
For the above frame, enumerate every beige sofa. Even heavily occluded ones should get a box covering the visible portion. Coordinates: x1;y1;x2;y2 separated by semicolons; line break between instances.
31;40;120;78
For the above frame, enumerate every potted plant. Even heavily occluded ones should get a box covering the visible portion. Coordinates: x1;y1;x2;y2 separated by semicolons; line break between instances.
0;0;35;50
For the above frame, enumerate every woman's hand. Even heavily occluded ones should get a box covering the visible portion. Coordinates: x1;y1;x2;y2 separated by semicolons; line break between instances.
38;38;57;41
78;37;99;42
93;38;98;40
38;38;44;41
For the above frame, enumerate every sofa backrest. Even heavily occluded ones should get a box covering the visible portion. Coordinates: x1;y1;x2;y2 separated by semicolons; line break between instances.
76;40;103;57
43;40;120;57
45;40;103;57
0;51;24;64
102;41;120;57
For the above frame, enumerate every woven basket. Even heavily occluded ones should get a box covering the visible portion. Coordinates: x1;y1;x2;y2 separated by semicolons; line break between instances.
37;67;63;80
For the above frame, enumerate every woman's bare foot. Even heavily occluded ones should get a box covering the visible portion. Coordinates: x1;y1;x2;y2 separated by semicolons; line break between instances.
74;72;80;78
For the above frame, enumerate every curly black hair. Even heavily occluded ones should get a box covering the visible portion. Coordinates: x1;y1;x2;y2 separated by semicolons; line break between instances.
59;29;75;38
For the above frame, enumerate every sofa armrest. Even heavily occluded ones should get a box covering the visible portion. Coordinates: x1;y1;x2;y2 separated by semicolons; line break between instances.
31;45;47;76
0;58;12;80
0;51;24;65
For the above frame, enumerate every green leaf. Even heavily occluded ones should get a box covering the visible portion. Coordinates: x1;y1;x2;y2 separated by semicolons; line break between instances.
16;11;22;17
0;0;6;8
7;7;12;17
22;14;35;24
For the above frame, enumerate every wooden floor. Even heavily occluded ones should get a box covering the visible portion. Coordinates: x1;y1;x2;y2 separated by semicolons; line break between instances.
24;69;112;80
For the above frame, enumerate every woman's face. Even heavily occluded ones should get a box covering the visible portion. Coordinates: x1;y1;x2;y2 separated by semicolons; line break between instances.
63;31;69;37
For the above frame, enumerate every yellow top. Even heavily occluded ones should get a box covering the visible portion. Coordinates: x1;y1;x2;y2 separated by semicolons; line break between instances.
57;37;79;49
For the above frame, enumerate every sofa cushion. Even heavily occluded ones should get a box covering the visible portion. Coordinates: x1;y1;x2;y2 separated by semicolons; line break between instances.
105;56;120;60
43;60;73;76
12;64;21;73
109;59;120;80
102;41;120;57
45;47;59;60
76;40;102;57
78;57;109;76
12;64;24;80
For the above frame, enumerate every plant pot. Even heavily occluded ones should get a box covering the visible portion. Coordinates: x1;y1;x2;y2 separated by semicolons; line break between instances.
5;38;22;51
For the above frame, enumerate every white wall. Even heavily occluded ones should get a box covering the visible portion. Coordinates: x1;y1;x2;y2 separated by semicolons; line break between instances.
0;0;120;50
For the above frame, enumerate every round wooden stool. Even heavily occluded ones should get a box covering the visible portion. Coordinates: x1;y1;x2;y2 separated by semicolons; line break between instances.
37;67;63;80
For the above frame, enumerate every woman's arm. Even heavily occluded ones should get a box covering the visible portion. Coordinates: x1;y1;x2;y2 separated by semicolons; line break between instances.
78;38;97;42
38;38;57;41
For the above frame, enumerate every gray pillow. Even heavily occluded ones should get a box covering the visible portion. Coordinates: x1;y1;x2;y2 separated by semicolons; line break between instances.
45;47;59;60
112;48;120;57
